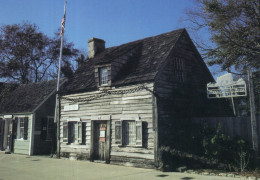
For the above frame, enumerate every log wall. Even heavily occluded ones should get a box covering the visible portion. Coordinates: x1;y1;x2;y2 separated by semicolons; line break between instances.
60;83;155;167
154;33;231;148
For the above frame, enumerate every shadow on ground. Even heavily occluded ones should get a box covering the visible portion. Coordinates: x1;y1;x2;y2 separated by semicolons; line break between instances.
156;174;169;177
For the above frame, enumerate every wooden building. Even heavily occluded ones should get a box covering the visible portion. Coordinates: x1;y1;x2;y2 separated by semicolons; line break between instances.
59;29;225;168
0;79;63;155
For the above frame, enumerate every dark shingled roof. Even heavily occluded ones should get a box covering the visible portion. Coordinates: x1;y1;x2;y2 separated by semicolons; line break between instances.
0;82;18;102
62;28;185;94
0;79;58;114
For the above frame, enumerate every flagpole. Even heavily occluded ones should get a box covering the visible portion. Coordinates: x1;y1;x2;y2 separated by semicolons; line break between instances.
54;0;67;159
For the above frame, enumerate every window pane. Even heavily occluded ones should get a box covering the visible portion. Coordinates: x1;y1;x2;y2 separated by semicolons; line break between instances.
68;122;76;143
123;121;135;145
20;128;24;139
20;118;24;139
20;119;24;128
99;67;108;85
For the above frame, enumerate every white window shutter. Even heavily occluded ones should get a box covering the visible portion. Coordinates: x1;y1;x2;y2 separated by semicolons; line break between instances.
24;117;29;140
135;121;142;147
115;121;122;146
63;121;68;143
78;122;82;144
16;117;20;139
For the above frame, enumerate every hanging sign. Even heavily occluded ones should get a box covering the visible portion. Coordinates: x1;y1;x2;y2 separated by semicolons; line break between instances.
207;73;247;98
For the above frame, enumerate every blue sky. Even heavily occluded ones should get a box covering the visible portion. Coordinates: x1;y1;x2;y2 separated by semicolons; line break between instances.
0;0;220;76
0;0;196;49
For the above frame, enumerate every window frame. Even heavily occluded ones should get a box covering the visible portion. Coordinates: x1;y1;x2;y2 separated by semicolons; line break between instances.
94;64;111;87
63;119;85;145
115;118;143;147
16;117;28;140
122;120;136;146
99;67;108;86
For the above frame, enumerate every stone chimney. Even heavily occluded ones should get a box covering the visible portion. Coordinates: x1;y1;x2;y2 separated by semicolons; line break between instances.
88;38;105;58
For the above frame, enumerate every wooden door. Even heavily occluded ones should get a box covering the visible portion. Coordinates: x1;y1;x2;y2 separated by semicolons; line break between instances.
0;118;4;150
93;121;107;161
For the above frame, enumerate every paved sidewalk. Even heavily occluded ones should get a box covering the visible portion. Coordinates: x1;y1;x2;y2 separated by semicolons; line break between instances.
0;153;246;180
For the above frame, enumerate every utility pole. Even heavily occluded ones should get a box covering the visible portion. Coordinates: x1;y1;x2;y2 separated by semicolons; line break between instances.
248;68;258;152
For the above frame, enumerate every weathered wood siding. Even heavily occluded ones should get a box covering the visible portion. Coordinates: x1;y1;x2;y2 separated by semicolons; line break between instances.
154;33;231;147
60;83;155;166
13;114;33;155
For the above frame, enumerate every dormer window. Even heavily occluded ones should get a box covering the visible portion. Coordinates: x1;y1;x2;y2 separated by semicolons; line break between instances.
95;65;111;87
99;67;108;85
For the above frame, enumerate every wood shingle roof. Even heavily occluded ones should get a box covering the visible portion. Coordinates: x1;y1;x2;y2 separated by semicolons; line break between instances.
62;28;185;94
0;79;58;114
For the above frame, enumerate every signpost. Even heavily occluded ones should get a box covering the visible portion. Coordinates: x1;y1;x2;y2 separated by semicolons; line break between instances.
207;72;258;152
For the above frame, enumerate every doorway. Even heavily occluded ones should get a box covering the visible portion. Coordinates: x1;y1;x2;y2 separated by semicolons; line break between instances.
6;119;17;153
91;120;110;163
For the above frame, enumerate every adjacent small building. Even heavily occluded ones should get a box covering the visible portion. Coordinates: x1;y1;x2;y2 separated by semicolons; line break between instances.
58;29;224;168
0;79;63;155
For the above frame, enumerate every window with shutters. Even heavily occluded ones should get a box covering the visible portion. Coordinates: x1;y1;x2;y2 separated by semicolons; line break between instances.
123;121;135;145
115;120;142;147
16;117;28;140
63;121;85;145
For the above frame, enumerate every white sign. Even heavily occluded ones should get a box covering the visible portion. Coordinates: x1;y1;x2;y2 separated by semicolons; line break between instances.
207;73;247;98
100;130;106;138
64;104;79;111
4;115;12;119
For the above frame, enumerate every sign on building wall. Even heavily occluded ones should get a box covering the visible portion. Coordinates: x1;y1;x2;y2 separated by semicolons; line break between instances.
64;104;79;111
207;73;247;98
3;115;12;119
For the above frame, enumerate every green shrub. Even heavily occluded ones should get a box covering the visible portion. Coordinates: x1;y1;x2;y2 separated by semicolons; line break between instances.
159;122;254;172
201;123;254;172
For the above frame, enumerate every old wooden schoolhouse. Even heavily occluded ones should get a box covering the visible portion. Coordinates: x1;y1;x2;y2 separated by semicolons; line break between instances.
59;29;220;168
0;79;63;155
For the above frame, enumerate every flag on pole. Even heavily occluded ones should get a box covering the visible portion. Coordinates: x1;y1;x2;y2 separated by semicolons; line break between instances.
60;12;66;36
